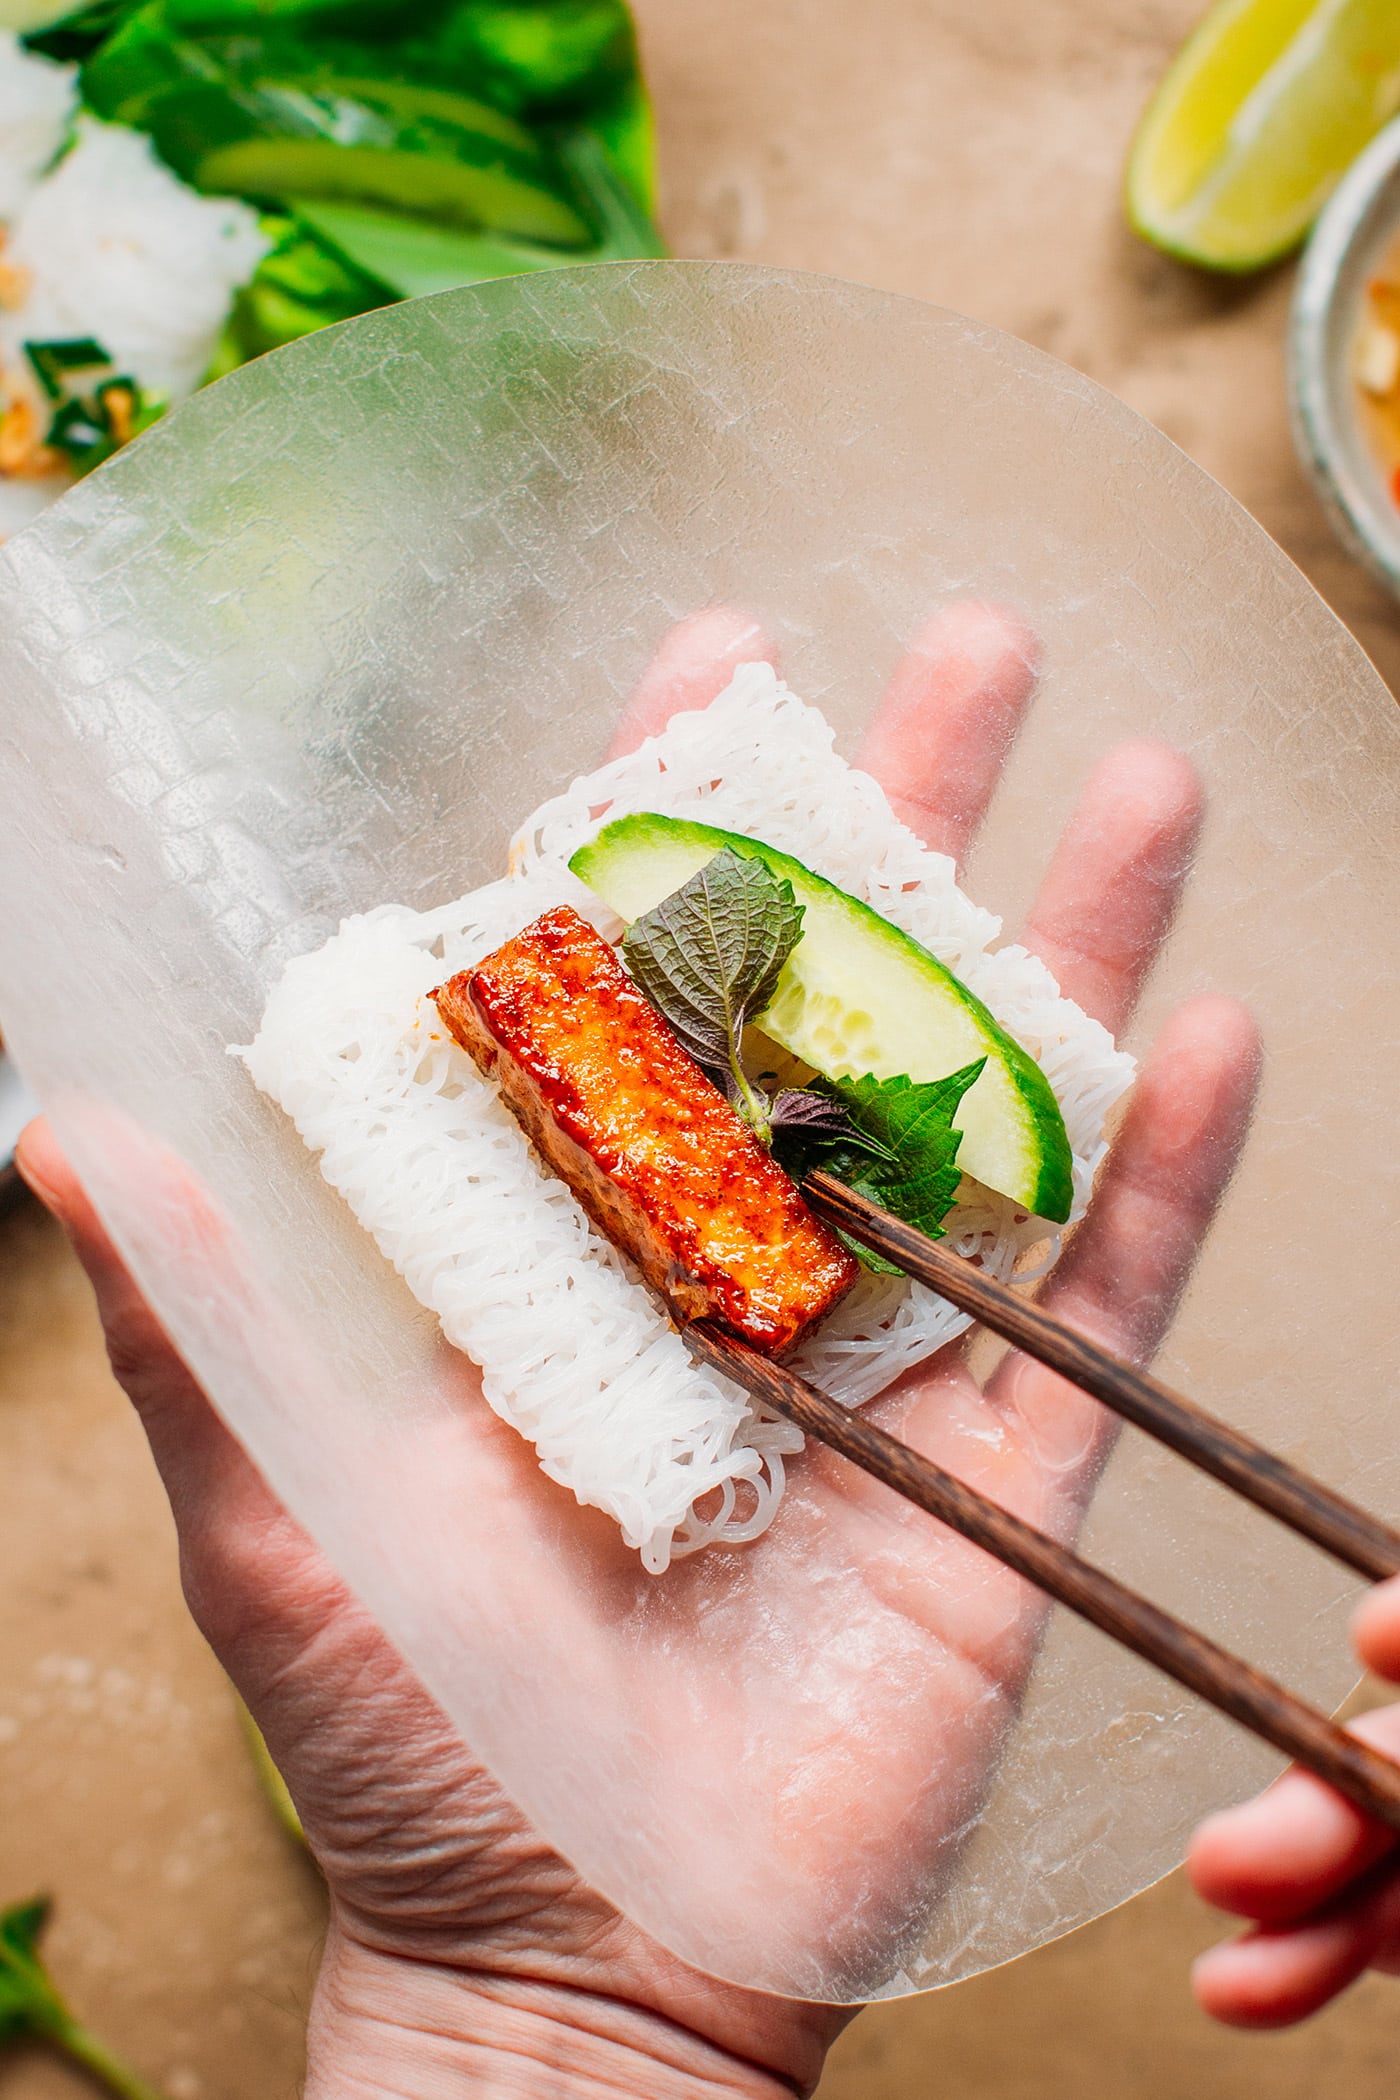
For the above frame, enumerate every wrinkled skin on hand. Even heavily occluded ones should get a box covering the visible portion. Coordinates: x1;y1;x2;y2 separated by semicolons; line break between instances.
20;603;1262;2096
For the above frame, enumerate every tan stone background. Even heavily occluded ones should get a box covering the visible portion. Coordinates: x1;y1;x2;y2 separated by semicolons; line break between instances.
4;2;1400;2094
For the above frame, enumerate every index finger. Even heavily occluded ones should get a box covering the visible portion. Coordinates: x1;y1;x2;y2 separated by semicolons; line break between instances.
1189;1704;1400;1928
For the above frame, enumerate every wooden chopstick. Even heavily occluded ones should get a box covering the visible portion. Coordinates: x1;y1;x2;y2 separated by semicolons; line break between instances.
805;1170;1400;1584
687;1320;1400;1836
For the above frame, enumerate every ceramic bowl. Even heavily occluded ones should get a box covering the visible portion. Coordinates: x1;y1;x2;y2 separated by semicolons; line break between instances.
1291;113;1400;601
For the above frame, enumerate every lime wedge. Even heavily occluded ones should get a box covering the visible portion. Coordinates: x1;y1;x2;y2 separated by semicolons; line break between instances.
1127;0;1400;271
0;0;82;26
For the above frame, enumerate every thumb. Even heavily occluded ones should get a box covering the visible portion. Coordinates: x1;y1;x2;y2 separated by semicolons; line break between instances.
15;1114;352;1687
16;1114;245;1508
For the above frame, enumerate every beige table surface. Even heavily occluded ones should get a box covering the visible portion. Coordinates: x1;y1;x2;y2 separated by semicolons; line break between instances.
5;4;1400;2095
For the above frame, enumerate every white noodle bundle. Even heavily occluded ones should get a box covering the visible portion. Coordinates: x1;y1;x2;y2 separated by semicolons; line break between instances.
242;667;1135;1569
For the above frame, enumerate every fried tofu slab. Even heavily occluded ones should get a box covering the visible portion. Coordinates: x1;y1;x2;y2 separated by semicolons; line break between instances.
432;905;857;1356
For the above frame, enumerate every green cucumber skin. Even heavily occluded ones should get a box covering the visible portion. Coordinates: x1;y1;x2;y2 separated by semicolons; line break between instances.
196;136;590;244
570;813;1074;1223
308;79;541;155
126;74;591;247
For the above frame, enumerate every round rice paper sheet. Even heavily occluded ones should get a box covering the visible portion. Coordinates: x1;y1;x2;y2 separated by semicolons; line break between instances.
0;261;1397;2001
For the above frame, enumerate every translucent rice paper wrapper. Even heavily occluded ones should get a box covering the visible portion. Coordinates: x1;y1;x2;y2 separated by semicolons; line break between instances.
1;260;1398;2002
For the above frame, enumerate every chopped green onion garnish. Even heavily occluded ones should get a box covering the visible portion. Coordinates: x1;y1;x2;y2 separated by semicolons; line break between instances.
23;338;113;400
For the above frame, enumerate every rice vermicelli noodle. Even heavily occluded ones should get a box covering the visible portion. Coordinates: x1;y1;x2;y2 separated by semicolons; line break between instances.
242;666;1135;1570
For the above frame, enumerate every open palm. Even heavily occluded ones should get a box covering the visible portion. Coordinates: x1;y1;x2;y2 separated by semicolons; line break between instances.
19;601;1259;2094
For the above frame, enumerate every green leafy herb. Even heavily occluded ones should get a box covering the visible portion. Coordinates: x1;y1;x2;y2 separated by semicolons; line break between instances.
550;121;665;257
23;338;111;401
20;338;166;472
776;1063;987;1269
413;0;636;114
622;848;983;1258
21;0;666;407
0;1894;167;2100
210;207;391;372
622;847;804;1143
767;1087;878;1144
45;0;664;352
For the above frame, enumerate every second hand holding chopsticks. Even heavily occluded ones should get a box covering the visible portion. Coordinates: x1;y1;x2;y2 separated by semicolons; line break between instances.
685;1172;1400;1836
688;1321;1400;1834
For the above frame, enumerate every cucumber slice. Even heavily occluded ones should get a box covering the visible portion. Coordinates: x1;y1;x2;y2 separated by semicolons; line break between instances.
570;814;1074;1223
309;79;541;155
127;74;591;246
196;134;591;244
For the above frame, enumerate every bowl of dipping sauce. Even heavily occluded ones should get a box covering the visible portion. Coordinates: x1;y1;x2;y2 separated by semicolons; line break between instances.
1291;114;1400;603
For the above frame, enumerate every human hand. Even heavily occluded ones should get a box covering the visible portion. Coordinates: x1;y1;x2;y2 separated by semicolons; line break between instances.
19;601;1257;2094
18;1103;843;2099
1190;1579;1400;2030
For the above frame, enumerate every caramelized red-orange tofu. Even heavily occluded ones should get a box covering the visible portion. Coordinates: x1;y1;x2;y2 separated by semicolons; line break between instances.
432;905;857;1355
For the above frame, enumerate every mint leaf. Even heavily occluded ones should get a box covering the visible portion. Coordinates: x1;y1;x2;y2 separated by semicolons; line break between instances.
777;1062;987;1271
621;848;804;1140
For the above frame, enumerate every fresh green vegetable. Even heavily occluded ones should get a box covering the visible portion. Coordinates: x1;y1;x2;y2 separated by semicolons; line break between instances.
68;0;657;228
291;77;544;150
775;1066;986;1271
87;39;596;242
78;9;223;126
197;127;592;243
285;198;557;297
585;71;652;213
22;338;166;467
24;0;666;409
572;814;1075;1222
398;3;657;212
621;845;807;1143
209;207;390;370
411;0;636;111
552;121;663;253
615;843;990;1258
0;1895;167;2100
23;336;110;398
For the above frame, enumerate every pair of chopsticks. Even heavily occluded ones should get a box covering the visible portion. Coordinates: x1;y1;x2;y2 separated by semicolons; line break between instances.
686;1170;1400;1835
